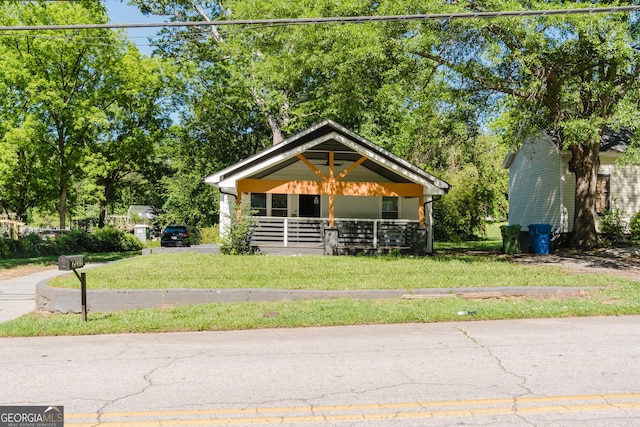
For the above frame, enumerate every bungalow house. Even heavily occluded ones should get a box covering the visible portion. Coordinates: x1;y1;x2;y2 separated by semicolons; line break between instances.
502;127;640;242
204;120;450;255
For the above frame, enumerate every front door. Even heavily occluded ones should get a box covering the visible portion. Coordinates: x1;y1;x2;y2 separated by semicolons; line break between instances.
299;195;321;218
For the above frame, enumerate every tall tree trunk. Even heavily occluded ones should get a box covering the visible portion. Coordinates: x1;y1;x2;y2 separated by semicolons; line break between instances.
98;180;114;229
98;199;107;229
266;112;284;145
568;141;600;249
59;180;67;230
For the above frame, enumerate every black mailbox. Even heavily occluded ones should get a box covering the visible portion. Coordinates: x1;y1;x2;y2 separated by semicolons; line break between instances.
58;255;85;271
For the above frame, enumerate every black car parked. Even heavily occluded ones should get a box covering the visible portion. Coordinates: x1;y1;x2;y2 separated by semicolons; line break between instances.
160;225;197;247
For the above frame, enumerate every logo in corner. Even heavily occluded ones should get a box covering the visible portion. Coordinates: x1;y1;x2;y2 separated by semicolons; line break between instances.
0;405;64;427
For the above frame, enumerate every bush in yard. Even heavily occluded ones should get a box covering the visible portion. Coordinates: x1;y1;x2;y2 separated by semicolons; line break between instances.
599;205;627;245
0;233;54;258
15;233;50;257
91;228;143;252
629;212;640;242
220;203;257;255
0;229;143;259
57;229;96;253
199;225;220;244
433;165;503;241
0;238;11;257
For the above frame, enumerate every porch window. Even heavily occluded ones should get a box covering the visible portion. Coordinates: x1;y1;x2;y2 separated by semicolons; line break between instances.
382;196;399;219
271;194;288;217
250;193;267;216
596;174;610;215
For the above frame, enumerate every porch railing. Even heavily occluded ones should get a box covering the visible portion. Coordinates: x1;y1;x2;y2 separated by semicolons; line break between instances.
250;217;420;249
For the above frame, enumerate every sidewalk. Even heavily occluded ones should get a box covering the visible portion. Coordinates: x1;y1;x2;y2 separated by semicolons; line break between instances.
0;268;74;323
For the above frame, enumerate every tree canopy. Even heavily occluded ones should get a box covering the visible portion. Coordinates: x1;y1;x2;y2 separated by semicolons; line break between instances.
403;0;640;248
6;0;640;246
0;1;176;228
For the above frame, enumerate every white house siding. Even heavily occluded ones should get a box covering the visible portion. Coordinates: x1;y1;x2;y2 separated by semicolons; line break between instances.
509;147;640;236
218;193;235;236
600;158;640;226
508;135;564;231
334;196;379;218
401;197;420;220
332;196;420;220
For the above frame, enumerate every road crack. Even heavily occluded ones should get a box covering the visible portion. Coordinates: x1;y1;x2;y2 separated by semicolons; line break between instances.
456;326;536;426
90;357;178;427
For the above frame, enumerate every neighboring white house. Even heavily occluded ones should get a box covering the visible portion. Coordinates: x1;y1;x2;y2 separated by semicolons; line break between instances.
503;128;640;234
204;120;450;255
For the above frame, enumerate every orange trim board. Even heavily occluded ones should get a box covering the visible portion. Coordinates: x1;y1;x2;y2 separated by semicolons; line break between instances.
237;179;424;197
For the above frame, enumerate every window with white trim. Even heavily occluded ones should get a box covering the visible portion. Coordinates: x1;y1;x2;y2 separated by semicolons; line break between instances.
250;193;267;216
271;194;288;217
382;196;399;219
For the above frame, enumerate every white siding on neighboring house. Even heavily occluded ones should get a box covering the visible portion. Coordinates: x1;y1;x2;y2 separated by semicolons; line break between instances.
599;157;640;228
506;128;640;235
506;134;564;231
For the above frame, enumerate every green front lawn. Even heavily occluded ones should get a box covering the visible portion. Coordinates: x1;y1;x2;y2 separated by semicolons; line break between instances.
1;247;639;337
47;252;624;291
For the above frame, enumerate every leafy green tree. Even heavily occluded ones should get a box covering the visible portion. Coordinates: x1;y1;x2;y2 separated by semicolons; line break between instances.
130;0;507;238
81;48;178;228
0;1;115;228
130;0;437;229
131;0;424;144
406;0;640;248
0;1;179;228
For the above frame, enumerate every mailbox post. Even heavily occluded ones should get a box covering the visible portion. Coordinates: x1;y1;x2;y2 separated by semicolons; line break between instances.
58;255;87;321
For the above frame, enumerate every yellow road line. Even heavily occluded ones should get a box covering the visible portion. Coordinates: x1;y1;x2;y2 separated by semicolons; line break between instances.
64;393;640;426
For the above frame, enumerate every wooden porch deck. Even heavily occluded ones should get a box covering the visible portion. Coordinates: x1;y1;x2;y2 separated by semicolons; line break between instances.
250;217;421;254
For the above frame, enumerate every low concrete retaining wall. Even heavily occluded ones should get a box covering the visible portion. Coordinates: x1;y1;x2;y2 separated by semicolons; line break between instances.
36;280;593;314
35;281;408;314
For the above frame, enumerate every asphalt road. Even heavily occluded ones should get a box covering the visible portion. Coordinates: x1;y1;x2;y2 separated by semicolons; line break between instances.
1;316;639;426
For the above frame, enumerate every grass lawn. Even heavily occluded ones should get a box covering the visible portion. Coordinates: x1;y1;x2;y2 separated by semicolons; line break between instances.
46;252;626;290
1;223;639;337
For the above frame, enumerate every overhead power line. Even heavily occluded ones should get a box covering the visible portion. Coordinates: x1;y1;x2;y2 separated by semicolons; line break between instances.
1;6;640;31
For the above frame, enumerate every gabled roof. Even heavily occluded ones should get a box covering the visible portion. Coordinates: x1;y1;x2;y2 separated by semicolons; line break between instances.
503;127;634;169
545;127;632;153
204;120;449;195
600;127;633;153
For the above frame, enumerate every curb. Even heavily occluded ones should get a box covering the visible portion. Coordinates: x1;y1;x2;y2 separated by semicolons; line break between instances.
35;282;594;314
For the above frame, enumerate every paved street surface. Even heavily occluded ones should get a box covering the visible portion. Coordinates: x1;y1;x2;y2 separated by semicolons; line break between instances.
1;316;639;426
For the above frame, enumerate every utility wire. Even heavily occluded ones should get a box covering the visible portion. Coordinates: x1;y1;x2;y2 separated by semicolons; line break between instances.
1;6;640;31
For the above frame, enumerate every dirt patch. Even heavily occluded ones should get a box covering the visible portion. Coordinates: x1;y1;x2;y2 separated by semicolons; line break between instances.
507;248;640;282
0;266;55;281
502;291;593;301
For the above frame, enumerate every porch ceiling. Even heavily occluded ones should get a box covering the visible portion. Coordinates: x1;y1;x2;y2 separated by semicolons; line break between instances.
247;148;413;184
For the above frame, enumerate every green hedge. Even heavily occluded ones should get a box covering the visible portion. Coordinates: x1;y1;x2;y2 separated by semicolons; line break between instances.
0;229;143;259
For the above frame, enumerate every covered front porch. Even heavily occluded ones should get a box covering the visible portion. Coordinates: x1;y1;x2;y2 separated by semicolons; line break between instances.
205;120;449;255
250;217;427;255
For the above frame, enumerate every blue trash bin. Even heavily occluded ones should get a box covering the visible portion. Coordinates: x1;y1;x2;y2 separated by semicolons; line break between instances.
528;224;552;254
